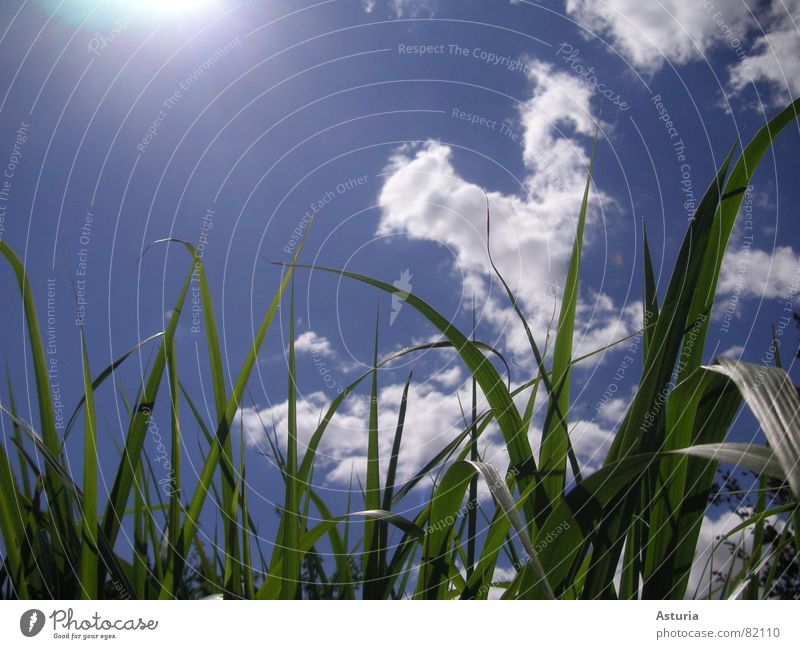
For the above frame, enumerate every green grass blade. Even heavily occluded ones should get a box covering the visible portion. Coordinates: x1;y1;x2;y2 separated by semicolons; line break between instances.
159;341;183;599
132;463;147;599
745;474;769;599
382;371;412;512
239;429;255;599
297;339;504;493
283;261;541;525
587;148;738;598
280;279;300;599
363;311;383;599
520;453;656;598
178;237;310;563
538;138;596;513
642;369;741;598
0;242;71;540
0;412;28;597
62;332;164;442
152;239;239;594
462;509;510;600
706;360;800;496
416;461;554;600
484;203;583;504
78;330;99;599
673;442;785;480
607;146;736;461
5;366;32;497
641;99;800;598
101;261;194;550
467;312;478;579
642;223;660;359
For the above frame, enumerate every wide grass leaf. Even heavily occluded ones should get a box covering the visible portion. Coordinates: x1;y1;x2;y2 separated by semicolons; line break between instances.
705;359;800;496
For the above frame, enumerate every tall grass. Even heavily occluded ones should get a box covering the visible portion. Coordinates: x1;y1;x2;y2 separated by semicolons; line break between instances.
1;99;799;600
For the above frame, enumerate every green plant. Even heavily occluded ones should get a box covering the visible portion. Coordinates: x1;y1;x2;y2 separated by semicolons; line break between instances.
1;99;798;600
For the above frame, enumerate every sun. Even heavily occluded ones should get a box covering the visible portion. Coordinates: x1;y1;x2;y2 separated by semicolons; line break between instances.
33;0;223;24
131;0;221;15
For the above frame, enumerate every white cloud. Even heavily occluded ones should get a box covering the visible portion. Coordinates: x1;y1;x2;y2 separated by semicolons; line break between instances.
491;395;618;476
718;245;800;300
561;0;800;102
375;60;639;366
687;507;786;599
294;330;335;357
719;344;745;358
431;364;463;389
595;395;628;424
562;0;750;73
238;390;369;455
567;419;616;474
239;379;505;494
487;566;517;599
392;0;436;17
239;372;617;495
729;0;800;101
363;0;436;18
574;297;642;359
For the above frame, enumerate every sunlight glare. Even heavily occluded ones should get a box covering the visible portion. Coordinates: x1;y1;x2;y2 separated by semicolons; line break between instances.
132;0;220;16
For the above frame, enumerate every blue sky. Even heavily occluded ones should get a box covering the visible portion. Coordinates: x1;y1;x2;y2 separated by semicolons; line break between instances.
1;0;799;595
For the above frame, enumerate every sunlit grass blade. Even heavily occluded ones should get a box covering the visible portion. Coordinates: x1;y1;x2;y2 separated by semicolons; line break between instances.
0;242;72;543
674;443;785;479
705;359;800;497
416;460;554;600
473;462;553;598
